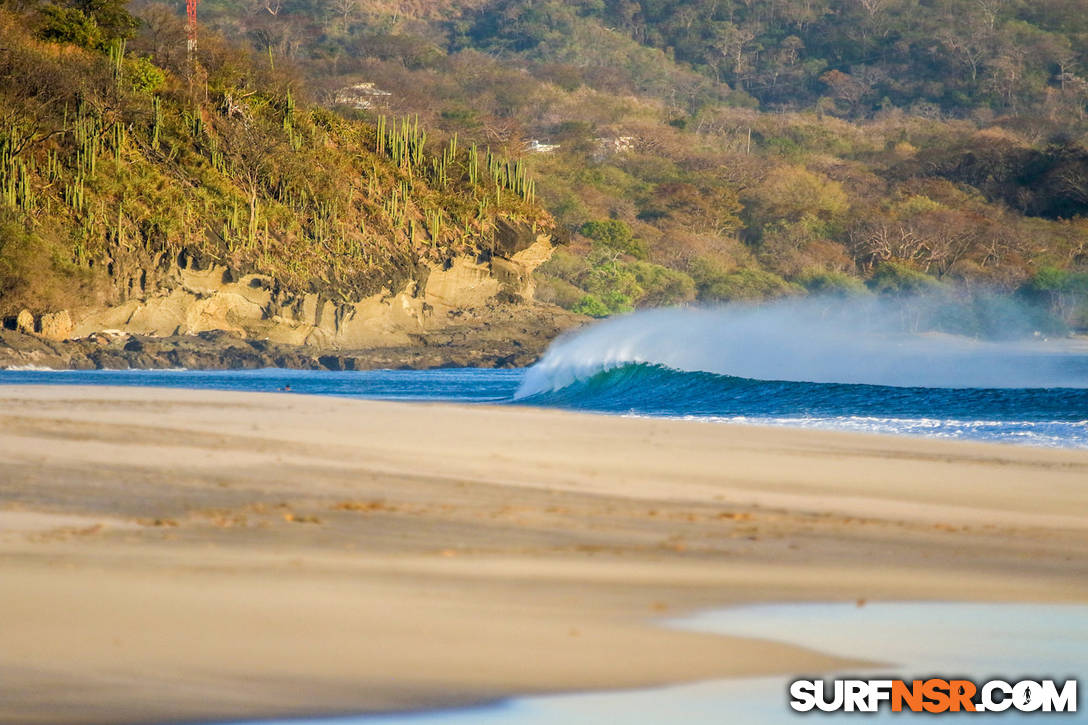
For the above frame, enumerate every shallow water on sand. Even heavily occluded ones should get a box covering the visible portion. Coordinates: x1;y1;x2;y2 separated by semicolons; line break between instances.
244;602;1086;724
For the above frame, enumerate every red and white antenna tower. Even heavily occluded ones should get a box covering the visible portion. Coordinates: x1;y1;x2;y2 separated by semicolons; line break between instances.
186;0;200;70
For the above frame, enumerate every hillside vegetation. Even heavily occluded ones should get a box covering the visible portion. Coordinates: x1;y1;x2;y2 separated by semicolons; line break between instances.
0;0;550;322
174;0;1088;332
2;0;1087;337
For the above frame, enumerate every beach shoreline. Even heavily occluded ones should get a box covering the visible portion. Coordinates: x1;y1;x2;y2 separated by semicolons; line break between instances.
1;385;1087;724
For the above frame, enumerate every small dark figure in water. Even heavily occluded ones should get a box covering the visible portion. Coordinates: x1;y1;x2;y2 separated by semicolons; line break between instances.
280;384;291;392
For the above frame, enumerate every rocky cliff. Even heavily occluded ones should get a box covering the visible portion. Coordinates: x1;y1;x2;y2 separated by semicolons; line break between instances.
1;221;583;370
69;222;555;345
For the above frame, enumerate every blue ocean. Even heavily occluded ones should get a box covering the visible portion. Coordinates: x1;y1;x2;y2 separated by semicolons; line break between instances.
3;304;1088;448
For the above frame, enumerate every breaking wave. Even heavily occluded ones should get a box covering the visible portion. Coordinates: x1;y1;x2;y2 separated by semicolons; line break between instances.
514;303;1088;447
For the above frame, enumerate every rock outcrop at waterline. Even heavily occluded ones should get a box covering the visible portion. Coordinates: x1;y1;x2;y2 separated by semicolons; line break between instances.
1;224;582;369
0;304;582;371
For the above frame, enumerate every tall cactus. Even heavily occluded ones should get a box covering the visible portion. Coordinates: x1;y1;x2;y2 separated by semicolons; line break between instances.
151;96;162;150
108;39;125;82
468;144;479;187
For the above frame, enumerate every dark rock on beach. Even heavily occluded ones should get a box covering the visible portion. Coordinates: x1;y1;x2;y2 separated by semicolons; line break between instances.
0;306;583;372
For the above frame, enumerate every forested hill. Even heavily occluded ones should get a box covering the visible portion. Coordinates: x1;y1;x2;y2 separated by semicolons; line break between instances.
0;0;552;324
4;0;1088;338
172;0;1088;331
458;0;1088;121
193;0;1088;123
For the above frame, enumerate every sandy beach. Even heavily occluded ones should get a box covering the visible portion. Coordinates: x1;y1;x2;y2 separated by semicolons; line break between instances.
1;385;1087;724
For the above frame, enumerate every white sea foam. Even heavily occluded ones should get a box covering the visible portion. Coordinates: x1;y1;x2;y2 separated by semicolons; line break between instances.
657;414;1088;449
517;302;1088;397
1;364;70;371
0;366;191;372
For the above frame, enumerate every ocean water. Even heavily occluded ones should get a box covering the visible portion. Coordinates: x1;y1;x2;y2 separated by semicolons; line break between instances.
2;365;1087;448
3;305;1088;448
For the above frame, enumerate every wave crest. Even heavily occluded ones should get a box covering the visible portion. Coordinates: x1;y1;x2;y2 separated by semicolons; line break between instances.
517;303;1088;397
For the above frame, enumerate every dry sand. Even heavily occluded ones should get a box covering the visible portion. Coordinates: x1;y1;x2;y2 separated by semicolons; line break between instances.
0;385;1086;724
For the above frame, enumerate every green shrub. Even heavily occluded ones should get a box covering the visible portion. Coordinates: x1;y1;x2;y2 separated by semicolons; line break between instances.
572;294;611;317
37;0;137;47
579;219;647;259
630;261;695;307
128;56;165;94
697;267;800;302
1020;266;1088;329
689;257;800;302
533;273;584;309
581;249;641;310
36;5;101;48
868;262;943;295
536;247;589;284
797;270;869;297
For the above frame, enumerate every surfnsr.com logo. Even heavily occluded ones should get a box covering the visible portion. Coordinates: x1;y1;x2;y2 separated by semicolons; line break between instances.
790;678;1078;713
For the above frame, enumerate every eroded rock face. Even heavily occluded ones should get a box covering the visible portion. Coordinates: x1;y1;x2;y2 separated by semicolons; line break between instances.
15;310;34;334
38;310;72;341
493;218;538;258
68;229;562;350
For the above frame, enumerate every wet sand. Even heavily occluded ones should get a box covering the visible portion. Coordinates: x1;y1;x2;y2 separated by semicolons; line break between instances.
1;385;1087;724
